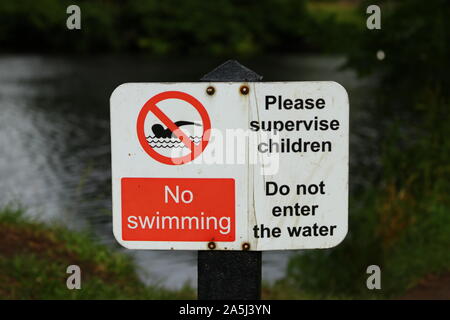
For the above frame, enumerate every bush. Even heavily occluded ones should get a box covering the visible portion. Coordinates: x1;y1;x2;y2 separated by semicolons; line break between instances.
286;0;450;299
0;0;315;55
0;206;194;299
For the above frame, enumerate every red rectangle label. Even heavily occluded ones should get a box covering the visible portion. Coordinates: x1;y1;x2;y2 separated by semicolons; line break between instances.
121;178;235;242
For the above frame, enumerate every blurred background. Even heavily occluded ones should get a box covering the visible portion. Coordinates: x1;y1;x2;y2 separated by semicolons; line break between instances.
0;0;448;299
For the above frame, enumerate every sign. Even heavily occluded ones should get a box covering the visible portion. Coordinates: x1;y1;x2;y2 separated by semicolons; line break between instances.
136;91;211;165
110;82;349;250
121;178;235;242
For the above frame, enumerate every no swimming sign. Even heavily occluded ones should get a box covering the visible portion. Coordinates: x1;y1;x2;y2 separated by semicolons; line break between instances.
110;81;349;250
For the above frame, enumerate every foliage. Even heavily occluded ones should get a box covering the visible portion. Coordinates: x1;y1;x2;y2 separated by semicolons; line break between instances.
287;95;450;298
0;0;367;56
0;0;316;56
346;0;450;102
286;0;450;298
304;0;364;53
0;207;194;299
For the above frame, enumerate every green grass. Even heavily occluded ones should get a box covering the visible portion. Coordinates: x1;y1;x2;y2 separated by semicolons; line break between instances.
283;92;450;299
0;207;195;299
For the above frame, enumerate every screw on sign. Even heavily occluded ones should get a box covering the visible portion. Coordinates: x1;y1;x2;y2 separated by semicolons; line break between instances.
136;91;211;165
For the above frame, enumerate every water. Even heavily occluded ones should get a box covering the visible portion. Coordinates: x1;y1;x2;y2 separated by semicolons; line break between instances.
0;55;377;288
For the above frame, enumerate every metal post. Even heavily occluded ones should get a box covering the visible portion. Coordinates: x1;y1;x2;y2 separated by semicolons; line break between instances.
197;60;262;300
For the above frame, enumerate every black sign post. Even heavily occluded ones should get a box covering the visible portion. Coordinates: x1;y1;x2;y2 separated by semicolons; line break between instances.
198;60;263;300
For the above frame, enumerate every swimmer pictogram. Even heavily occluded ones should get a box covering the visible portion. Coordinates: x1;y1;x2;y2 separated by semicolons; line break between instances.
136;91;211;165
151;121;201;138
146;121;202;149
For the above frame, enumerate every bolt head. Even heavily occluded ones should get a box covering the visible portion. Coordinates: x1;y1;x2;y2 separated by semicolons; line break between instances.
206;86;215;95
240;85;249;95
208;242;216;250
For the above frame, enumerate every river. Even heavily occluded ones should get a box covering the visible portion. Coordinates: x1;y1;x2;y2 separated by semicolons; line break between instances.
0;55;377;288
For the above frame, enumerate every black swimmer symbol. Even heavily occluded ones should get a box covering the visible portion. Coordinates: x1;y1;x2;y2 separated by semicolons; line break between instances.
151;121;201;139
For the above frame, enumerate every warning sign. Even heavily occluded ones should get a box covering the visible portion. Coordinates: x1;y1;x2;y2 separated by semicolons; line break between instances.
110;82;349;251
121;178;235;242
136;91;211;165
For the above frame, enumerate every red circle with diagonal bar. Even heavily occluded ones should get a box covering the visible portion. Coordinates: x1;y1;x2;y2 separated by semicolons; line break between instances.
136;91;211;165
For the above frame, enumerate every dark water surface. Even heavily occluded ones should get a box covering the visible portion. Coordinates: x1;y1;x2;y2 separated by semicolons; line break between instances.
0;55;377;288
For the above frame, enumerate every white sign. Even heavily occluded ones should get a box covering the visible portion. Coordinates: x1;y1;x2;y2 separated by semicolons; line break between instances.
110;82;349;251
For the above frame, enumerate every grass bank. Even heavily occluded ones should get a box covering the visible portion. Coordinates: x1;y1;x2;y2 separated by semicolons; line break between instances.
0;207;194;299
281;0;450;299
282;93;450;299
